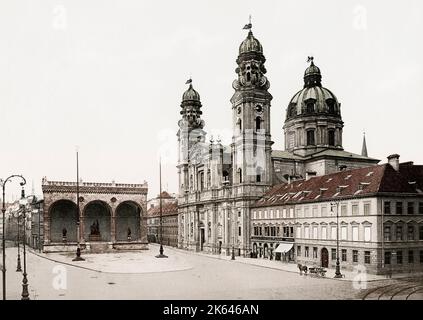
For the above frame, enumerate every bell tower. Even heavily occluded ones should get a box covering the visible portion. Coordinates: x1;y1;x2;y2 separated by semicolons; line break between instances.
177;81;206;195
230;24;273;186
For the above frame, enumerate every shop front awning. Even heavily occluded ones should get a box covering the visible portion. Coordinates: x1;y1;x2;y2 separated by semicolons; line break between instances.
274;242;294;253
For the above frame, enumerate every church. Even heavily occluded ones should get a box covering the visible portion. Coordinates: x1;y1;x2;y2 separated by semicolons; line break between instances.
176;24;379;256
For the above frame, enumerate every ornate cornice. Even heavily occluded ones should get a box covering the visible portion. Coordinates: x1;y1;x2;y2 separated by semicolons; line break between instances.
42;180;148;195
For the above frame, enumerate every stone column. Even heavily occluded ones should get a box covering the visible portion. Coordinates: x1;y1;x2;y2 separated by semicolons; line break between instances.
43;202;50;244
140;203;148;244
111;206;116;243
79;203;85;243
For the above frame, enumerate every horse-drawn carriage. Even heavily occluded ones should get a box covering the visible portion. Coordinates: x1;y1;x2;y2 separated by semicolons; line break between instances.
297;264;326;277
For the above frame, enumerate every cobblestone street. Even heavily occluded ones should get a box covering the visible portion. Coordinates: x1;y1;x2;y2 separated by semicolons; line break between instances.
0;244;420;300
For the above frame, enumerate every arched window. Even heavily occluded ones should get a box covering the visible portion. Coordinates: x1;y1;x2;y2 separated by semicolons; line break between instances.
306;101;315;113
189;175;193;191
238;168;242;183
207;169;211;187
328;130;335;146
222;170;229;182
256;166;263;182
255;117;262;131
307;130;315;146
237;118;242;132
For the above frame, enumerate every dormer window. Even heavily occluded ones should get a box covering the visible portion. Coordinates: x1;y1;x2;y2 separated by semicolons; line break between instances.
289;104;297;117
327;99;336;114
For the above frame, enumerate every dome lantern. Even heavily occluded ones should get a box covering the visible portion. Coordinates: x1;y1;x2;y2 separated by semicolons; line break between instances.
304;56;322;88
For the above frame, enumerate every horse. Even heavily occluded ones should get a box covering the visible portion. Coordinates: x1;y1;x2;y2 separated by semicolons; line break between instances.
297;263;308;275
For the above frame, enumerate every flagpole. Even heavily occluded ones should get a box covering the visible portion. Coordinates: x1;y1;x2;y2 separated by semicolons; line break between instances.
73;148;84;261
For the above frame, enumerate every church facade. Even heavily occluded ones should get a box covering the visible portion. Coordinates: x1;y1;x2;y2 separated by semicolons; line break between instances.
177;25;379;256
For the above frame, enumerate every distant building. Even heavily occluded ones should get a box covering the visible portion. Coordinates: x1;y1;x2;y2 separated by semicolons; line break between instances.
4;195;42;249
147;192;178;247
30;197;44;251
252;155;423;274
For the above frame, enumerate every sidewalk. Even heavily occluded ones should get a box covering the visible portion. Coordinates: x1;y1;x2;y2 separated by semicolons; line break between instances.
167;245;423;282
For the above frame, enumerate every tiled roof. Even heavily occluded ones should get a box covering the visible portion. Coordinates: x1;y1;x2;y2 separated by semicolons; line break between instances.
398;163;423;193
147;202;178;217
253;163;423;207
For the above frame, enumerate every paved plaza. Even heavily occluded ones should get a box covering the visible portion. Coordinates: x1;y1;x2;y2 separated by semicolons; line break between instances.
1;244;422;300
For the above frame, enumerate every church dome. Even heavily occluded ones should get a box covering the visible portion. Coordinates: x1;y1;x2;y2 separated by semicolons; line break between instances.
182;84;200;102
239;31;263;55
286;58;340;120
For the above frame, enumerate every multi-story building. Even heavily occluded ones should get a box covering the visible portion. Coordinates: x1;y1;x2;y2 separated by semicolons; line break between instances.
4;195;42;248
147;191;178;247
252;155;423;274
177;23;378;256
30;197;44;251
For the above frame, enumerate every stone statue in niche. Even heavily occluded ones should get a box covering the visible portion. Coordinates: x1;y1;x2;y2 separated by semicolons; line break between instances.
62;227;67;242
127;227;132;241
90;219;100;235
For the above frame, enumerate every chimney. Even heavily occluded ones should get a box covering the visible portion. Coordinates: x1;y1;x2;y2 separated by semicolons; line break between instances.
305;171;317;181
387;154;400;171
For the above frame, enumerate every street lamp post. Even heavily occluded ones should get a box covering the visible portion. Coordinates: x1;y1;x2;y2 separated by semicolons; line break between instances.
1;174;26;300
19;189;30;300
16;212;22;272
156;158;168;258
331;200;343;278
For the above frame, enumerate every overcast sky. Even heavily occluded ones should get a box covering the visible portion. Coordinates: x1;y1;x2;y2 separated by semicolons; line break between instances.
1;0;422;201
